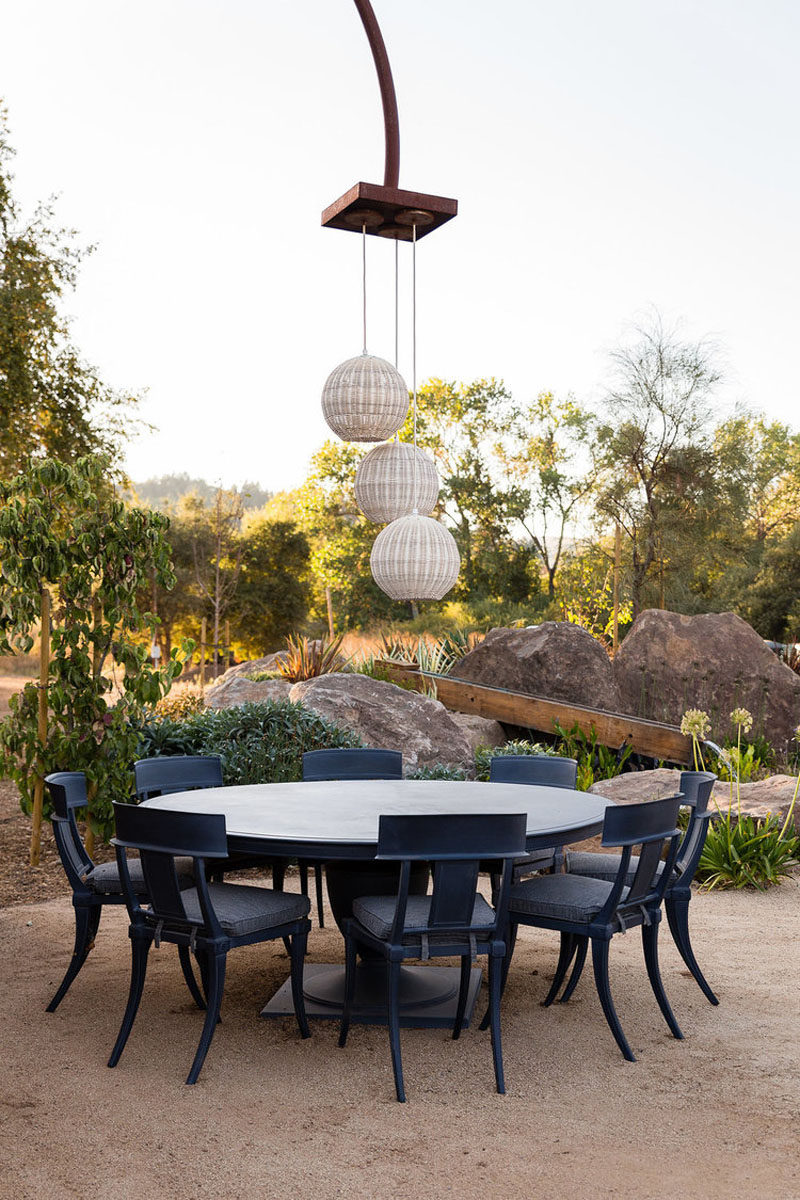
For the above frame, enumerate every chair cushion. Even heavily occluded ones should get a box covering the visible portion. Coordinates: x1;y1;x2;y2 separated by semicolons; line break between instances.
86;858;194;895
179;884;310;936
510;874;628;924
566;851;665;887
353;893;496;944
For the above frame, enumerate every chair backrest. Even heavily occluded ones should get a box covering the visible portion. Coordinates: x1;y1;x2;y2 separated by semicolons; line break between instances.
302;748;403;782
112;801;228;934
489;754;578;789
675;770;717;879
376;812;528;945
597;795;682;924
45;772;94;887
133;755;224;802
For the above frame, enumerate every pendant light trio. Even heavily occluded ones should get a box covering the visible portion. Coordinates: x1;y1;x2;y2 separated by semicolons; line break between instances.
319;0;461;604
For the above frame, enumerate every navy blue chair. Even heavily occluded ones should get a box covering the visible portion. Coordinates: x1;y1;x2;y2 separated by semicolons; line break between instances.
108;802;311;1085
495;795;684;1062
339;812;528;1102
44;771;197;1012
134;755;273;884
489;754;578;878
300;749;404;928
564;771;719;1004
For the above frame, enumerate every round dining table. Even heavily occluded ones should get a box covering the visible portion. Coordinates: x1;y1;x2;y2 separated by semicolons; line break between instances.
142;778;608;1027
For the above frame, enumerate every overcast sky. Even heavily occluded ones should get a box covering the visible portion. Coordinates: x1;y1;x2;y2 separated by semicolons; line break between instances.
2;0;798;491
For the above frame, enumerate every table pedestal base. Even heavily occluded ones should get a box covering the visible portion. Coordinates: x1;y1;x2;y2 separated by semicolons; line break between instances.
260;961;483;1029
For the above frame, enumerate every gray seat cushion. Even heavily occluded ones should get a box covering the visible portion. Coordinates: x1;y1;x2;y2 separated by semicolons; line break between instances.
179;883;310;936
567;851;665;887
87;857;194;895
353;893;496;944
510;874;629;924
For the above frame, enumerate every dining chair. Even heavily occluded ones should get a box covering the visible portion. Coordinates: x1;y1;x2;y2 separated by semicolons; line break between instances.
108;802;312;1084
134;754;273;884
43;771;196;1012
489;754;578;878
338;811;528;1102
563;771;719;1004
492;795;684;1062
300;748;404;927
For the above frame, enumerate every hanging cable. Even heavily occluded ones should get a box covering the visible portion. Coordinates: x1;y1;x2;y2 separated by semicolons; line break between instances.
394;237;399;369
411;221;418;512
362;222;367;354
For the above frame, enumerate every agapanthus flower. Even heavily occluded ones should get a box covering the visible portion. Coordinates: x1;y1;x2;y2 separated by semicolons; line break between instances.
680;709;711;740
730;707;753;733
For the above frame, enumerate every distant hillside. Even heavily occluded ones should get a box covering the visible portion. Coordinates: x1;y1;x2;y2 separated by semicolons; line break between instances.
130;474;272;511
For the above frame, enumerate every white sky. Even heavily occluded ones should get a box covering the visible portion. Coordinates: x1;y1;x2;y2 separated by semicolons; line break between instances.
2;0;798;492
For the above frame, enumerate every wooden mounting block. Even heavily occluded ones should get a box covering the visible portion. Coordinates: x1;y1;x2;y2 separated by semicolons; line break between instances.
321;181;457;240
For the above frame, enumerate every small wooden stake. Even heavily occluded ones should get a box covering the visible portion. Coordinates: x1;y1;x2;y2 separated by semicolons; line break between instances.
199;617;207;701
30;588;51;867
325;588;335;640
612;523;621;654
225;617;231;668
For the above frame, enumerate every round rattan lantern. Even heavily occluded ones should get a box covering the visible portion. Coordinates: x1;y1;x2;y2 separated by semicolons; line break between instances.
370;513;460;601
354;441;439;523
321;353;409;443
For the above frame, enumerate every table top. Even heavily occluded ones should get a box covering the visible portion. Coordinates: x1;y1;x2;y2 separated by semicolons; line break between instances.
141;779;608;860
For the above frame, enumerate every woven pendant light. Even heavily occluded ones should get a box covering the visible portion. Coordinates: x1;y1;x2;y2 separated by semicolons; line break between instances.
321;353;409;443
370;513;460;601
354;441;439;522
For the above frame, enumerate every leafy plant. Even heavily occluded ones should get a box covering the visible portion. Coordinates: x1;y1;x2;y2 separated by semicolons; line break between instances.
135;700;362;785
697;812;798;890
276;633;346;682
552;721;633;791
154;689;205;720
406;763;469;781
0;456;189;840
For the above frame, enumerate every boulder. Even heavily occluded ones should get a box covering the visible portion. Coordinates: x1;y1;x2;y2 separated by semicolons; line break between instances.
589;768;799;832
205;675;292;710
448;713;506;754
451;622;620;711
288;674;472;770
210;653;285;684
614;610;800;754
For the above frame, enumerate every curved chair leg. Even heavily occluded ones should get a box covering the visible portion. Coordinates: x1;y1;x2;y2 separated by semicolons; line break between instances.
388;960;406;1103
314;864;325;928
46;903;98;1012
479;922;518;1031
666;897;719;1005
543;932;577;1006
299;863;309;900
338;932;358;1048
559;936;588;1004
186;952;226;1085
289;930;311;1040
642;921;683;1041
178;945;206;1010
591;938;635;1062
108;932;151;1068
488;953;506;1095
452;954;472;1040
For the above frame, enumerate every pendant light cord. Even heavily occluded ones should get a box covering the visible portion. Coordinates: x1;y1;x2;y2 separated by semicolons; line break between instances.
362;223;367;354
412;221;418;514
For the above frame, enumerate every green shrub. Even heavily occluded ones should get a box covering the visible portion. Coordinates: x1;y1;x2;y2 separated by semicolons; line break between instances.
406;763;469;781
134;700;362;785
553;722;633;791
697;812;798;890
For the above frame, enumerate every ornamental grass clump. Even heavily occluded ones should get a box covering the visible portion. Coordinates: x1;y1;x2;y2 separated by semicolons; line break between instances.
690;709;800;891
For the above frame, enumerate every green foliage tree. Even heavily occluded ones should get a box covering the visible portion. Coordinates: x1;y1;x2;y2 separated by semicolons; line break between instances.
593;315;723;615
0;456;187;838
180;487;244;675
0;104;140;479
743;521;800;641
230;514;311;655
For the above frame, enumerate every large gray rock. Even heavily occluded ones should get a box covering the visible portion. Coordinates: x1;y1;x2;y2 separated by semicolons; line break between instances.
288;673;472;770
614;610;800;754
205;675;292;709
448;713;506;754
210;653;285;684
590;768;799;832
451;622;620;711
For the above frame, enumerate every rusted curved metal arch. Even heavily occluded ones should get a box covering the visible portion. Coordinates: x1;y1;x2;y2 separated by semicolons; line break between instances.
353;0;400;188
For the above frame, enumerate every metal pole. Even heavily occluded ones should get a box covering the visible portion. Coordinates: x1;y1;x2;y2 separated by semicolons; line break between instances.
352;0;400;188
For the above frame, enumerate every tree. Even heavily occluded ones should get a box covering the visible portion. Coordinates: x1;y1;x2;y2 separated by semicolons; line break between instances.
501;391;597;598
230;515;311;654
743;521;800;641
181;488;244;676
405;379;530;598
0;456;186;839
594;315;723;615
0;105;140;478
